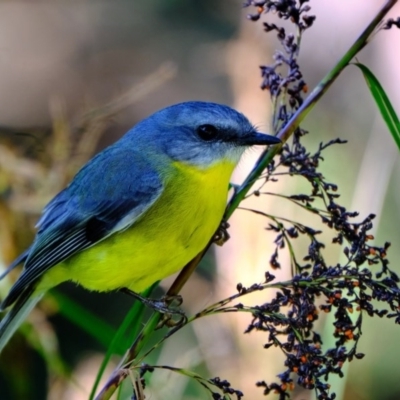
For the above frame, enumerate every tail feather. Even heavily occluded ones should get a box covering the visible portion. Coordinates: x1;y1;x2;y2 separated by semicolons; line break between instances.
0;249;30;281
0;284;43;354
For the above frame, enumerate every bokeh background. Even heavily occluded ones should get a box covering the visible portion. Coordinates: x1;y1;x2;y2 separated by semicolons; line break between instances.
0;1;400;399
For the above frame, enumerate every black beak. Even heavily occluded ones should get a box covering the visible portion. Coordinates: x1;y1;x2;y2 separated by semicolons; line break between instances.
239;131;281;146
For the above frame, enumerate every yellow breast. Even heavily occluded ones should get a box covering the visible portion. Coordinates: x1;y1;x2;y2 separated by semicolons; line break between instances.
38;160;236;293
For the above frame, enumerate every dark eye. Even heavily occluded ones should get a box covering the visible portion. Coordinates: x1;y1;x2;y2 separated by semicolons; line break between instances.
196;124;219;141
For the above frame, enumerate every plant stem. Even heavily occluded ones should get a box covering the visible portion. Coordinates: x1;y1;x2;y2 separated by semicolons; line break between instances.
225;0;398;219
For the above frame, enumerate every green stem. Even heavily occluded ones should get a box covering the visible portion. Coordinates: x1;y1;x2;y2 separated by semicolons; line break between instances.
225;0;397;219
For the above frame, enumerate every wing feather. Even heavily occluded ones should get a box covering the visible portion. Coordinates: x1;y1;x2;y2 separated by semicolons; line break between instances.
1;147;164;308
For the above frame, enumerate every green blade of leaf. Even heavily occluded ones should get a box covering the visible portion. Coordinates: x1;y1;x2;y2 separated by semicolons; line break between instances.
354;62;400;150
51;291;116;348
89;283;156;400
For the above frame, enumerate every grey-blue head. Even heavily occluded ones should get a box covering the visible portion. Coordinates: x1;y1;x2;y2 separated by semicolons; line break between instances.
124;101;280;167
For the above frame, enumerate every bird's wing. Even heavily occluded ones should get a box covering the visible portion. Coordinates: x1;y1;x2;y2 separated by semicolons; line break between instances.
2;147;164;308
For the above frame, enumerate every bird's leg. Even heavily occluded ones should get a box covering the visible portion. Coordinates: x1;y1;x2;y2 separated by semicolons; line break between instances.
213;220;230;246
120;288;186;328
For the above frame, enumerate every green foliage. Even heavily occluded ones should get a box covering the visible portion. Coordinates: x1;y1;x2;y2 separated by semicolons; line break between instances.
53;291;116;349
354;62;400;150
89;285;153;400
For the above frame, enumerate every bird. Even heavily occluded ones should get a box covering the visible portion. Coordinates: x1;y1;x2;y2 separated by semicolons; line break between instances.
0;101;280;353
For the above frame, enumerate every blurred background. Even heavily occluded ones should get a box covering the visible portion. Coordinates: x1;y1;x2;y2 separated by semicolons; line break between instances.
0;1;399;399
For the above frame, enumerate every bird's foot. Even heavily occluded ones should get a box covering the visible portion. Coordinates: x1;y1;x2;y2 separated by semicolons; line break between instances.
121;289;187;328
229;182;241;196
156;296;187;328
213;220;230;246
